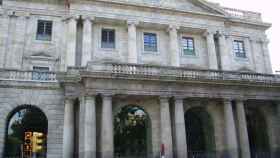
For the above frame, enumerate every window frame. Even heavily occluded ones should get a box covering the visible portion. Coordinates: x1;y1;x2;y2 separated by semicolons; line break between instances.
101;28;116;49
36;20;53;41
143;32;158;53
181;36;196;56
233;40;246;58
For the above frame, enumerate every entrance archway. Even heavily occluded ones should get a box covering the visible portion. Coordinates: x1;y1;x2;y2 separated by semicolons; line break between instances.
246;107;270;158
185;107;216;158
114;105;152;158
4;105;48;158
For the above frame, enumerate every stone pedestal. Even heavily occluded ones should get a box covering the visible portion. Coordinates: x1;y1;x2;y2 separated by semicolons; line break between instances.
127;21;138;63
169;26;180;67
82;17;93;66
67;17;77;67
174;98;188;158
160;97;173;158
223;99;238;158
101;95;114;158
236;100;251;158
62;99;75;158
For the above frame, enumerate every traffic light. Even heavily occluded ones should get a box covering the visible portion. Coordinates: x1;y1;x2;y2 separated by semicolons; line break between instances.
32;132;44;153
24;132;33;157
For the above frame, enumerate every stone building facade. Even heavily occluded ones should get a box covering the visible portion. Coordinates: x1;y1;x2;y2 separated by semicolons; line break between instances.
0;0;279;158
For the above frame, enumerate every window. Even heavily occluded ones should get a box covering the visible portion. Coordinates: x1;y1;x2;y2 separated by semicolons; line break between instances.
182;37;195;55
101;29;115;49
143;33;157;52
233;40;246;58
36;20;53;41
32;66;50;81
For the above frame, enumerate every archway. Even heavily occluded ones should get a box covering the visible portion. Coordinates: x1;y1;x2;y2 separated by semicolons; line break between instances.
4;105;48;158
185;107;216;158
246;107;270;158
114;105;152;158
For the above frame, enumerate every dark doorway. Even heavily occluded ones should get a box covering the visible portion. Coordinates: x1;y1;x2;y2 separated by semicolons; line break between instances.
4;105;48;158
185;107;216;158
114;105;152;158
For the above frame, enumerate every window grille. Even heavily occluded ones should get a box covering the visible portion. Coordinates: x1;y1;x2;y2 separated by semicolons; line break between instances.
143;33;158;52
36;20;53;41
101;29;115;49
182;37;195;55
32;66;50;81
233;40;246;58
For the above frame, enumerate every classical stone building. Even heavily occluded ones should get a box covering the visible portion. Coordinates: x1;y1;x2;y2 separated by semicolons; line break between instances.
0;0;279;158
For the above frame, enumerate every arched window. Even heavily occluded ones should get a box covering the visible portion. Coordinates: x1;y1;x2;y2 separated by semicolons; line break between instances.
4;105;48;158
185;107;216;158
114;105;152;158
246;107;270;158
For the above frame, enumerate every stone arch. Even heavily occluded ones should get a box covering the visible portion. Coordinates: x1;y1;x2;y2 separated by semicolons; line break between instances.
245;106;270;158
114;104;152;158
185;107;216;157
3;104;48;158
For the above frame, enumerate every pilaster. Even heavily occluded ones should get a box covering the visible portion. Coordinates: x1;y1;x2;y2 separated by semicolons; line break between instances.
169;25;180;67
82;16;94;67
127;20;139;63
204;31;218;70
66;16;78;67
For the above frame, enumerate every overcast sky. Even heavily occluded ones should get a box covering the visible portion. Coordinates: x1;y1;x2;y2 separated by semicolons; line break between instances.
208;0;279;73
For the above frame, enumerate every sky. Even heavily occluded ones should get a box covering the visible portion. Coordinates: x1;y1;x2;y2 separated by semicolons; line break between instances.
208;0;279;73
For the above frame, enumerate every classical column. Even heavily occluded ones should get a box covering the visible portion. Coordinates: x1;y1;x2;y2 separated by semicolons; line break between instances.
62;99;75;158
261;39;273;74
127;20;138;63
82;17;93;66
169;25;180;67
223;99;238;158
160;96;173;158
235;100;251;158
101;94;114;158
67;17;78;67
218;34;231;71
84;96;96;158
205;31;218;70
174;97;188;158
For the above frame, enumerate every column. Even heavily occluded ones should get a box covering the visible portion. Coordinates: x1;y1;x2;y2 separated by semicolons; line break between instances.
205;31;218;70
82;17;93;66
261;39;273;74
236;100;251;158
169;25;180;67
84;96;96;158
62;99;75;158
174;97;188;158
101;94;114;158
223;99;238;158
67;17;78;67
160;96;173;158
218;34;231;71
127;20;138;63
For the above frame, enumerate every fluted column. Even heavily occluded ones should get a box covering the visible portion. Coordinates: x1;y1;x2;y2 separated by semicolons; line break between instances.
62;99;75;158
218;34;231;71
82;17;93;66
261;39;273;74
101;94;114;158
160;96;173;158
174;97;188;158
223;99;238;158
67;17;78;67
205;31;218;70
127;20;138;63
169;25;180;67
84;96;96;158
236;100;251;158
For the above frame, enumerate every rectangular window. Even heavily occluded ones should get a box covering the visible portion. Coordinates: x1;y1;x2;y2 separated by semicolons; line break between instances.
144;33;158;52
32;66;50;81
182;37;195;55
36;20;53;41
101;29;115;49
233;40;246;58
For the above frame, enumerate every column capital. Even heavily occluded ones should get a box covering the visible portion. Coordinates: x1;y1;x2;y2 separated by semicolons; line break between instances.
168;25;180;31
83;16;95;22
159;95;171;101
174;96;185;100
127;19;139;26
203;30;215;37
62;15;79;22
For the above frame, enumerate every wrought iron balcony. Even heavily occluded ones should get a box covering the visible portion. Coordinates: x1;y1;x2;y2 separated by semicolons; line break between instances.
0;69;57;82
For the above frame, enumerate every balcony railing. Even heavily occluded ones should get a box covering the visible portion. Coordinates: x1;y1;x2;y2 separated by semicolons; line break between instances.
87;63;280;85
0;69;57;82
222;7;262;22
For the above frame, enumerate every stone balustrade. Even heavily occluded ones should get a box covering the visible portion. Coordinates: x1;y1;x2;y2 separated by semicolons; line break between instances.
0;69;57;82
223;7;262;22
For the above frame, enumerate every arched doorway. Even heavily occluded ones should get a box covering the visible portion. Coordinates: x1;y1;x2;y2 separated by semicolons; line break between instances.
246;107;270;158
114;105;152;158
4;105;48;158
185;107;216;158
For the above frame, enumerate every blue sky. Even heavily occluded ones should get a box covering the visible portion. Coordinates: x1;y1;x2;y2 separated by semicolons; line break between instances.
209;0;279;73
